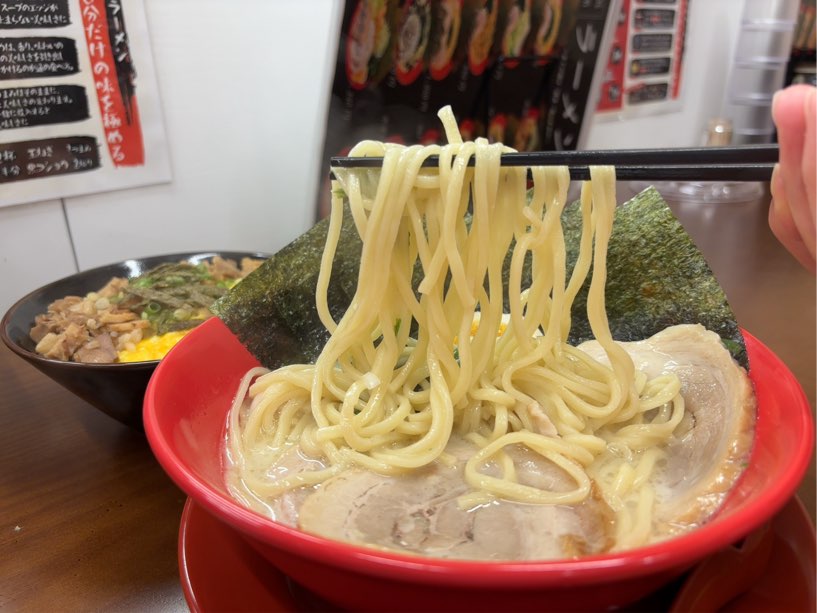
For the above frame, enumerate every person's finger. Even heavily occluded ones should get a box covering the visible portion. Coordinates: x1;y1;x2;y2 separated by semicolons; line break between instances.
772;85;816;258
770;164;817;272
800;86;816;228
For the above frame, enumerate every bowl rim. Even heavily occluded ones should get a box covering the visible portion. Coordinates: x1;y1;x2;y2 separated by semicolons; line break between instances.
0;250;269;370
143;318;815;588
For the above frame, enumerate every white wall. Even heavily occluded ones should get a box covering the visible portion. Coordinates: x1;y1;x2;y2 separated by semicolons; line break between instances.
0;1;748;316
0;200;78;314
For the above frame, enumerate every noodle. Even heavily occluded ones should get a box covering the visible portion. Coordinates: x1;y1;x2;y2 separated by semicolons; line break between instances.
226;106;687;552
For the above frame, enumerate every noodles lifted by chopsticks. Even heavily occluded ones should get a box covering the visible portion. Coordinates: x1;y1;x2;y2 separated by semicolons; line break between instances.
226;106;685;550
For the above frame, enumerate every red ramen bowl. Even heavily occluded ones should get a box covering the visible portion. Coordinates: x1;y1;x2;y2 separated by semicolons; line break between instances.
144;317;814;612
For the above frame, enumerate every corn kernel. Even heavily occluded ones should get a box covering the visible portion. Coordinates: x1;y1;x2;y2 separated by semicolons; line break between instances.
117;330;192;363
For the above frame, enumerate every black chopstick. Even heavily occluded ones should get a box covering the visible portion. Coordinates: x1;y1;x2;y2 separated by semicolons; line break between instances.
561;164;774;181
329;145;777;182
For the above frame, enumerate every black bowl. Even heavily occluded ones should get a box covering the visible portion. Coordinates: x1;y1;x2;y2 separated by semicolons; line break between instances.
1;251;267;429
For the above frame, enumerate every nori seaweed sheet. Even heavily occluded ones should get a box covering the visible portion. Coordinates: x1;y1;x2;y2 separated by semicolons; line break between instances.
213;186;747;371
563;186;747;368
211;205;362;369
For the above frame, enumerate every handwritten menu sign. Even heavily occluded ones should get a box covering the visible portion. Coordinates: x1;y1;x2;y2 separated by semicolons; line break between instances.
595;0;689;119
0;0;170;208
0;135;98;182
0;0;71;27
1;84;89;128
319;0;619;217
0;37;80;79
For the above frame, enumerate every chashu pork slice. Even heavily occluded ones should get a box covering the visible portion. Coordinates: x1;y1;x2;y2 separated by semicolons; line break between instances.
293;323;755;559
296;436;615;560
577;323;756;539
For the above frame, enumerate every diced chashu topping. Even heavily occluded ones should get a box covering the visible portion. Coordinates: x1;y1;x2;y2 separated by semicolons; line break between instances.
30;277;146;362
282;324;755;559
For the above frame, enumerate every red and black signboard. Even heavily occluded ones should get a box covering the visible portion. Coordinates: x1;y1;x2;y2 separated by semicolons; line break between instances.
319;0;618;216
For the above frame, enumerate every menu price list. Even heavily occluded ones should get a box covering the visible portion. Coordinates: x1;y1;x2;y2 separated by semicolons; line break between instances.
0;0;171;208
596;0;688;116
0;135;99;183
0;0;102;182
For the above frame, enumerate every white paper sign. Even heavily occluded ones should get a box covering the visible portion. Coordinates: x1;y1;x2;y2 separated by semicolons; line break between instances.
0;0;170;207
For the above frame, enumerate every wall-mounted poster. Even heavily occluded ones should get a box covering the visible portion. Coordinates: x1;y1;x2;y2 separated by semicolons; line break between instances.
319;0;621;218
0;0;170;208
595;0;689;120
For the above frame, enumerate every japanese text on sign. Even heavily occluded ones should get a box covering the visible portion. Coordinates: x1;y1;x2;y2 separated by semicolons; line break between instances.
80;0;143;166
0;36;79;78
0;135;99;183
0;1;71;28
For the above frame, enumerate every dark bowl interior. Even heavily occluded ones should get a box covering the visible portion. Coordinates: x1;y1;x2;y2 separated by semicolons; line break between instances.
1;251;267;429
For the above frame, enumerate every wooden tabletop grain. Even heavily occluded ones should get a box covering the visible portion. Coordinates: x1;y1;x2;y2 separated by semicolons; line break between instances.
1;185;814;612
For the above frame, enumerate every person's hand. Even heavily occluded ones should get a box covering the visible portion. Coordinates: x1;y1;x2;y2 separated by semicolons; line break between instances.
768;84;816;274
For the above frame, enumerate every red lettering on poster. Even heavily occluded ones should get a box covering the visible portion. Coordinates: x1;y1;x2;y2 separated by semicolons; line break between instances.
79;0;144;166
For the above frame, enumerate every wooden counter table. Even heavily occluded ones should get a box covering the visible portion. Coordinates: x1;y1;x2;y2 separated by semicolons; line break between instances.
1;185;814;611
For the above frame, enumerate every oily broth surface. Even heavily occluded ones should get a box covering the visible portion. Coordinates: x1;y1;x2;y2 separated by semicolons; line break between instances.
223;324;755;561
